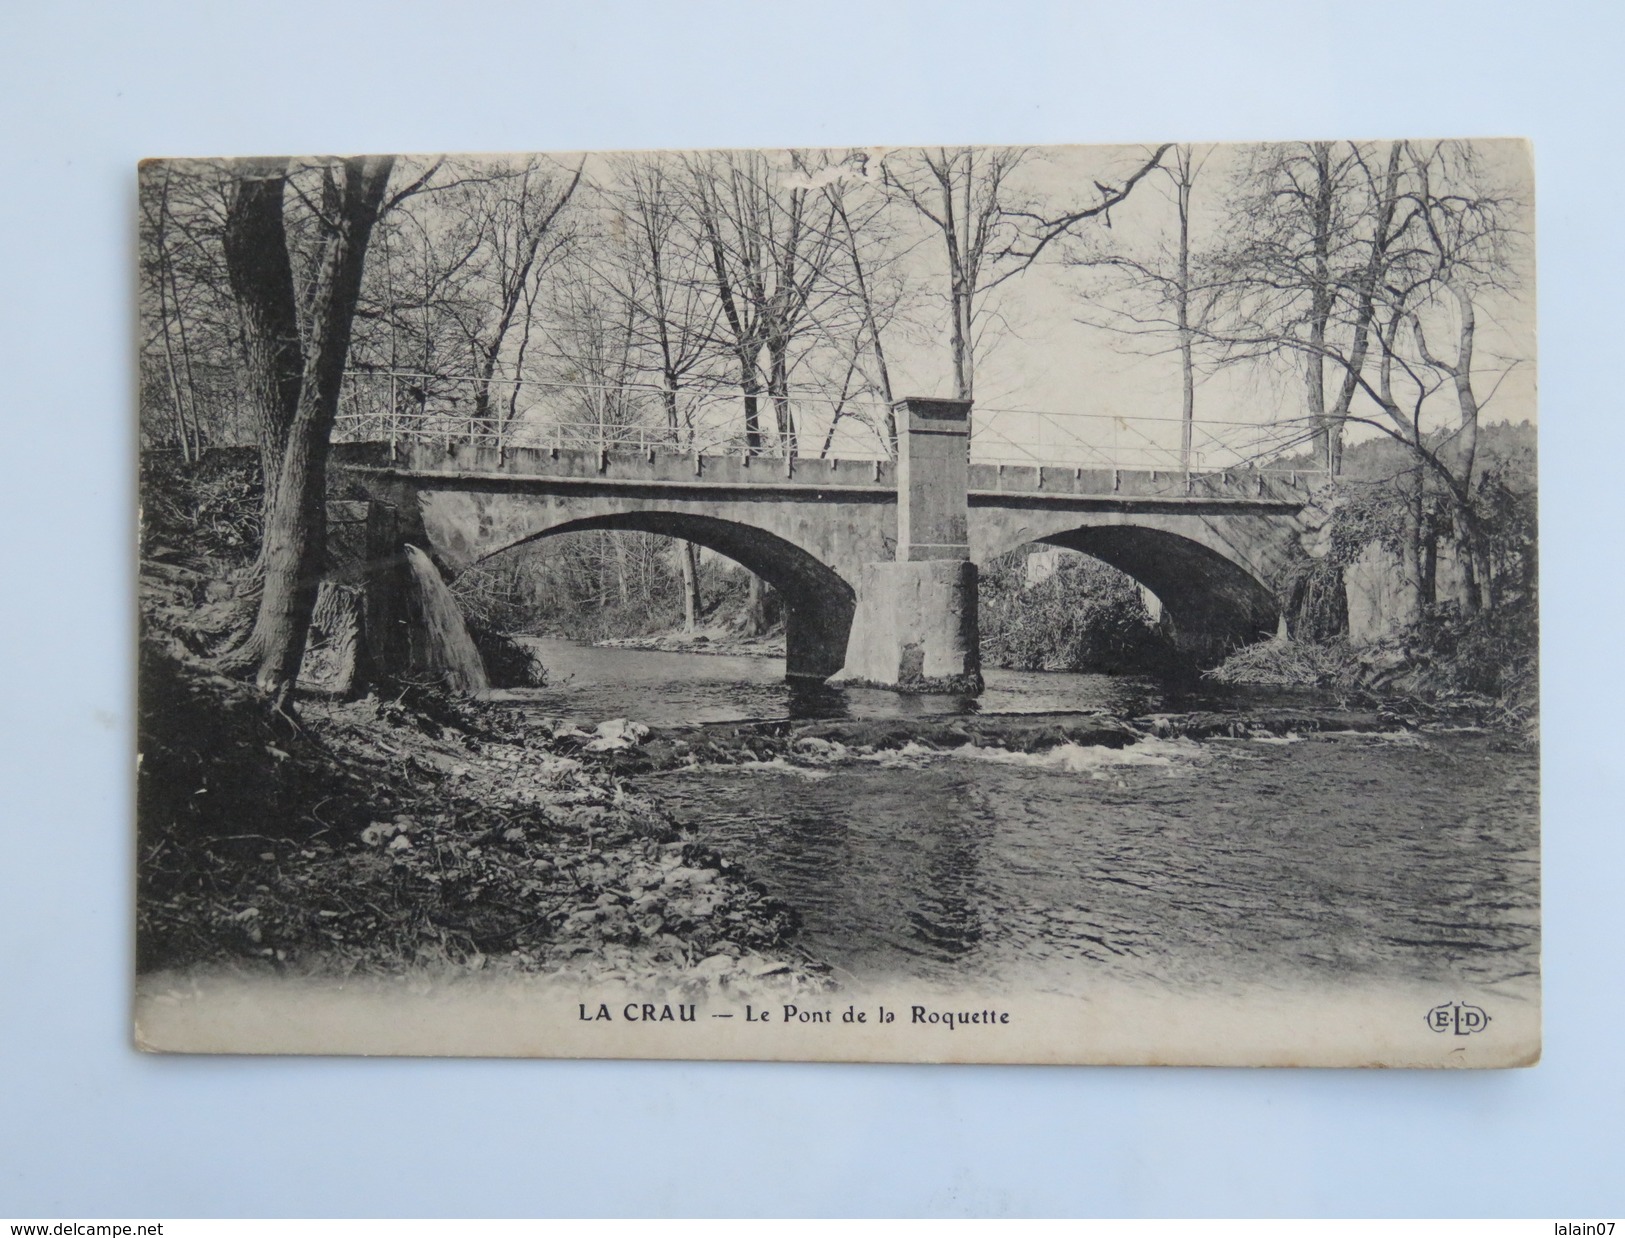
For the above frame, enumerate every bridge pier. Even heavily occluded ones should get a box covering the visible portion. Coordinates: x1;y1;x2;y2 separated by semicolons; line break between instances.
841;398;984;694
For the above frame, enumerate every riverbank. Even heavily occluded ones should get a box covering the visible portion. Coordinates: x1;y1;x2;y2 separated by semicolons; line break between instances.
136;625;830;995
1204;601;1539;743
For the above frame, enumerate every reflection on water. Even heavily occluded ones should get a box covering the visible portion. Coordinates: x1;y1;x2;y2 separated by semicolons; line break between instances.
491;636;1539;994
647;734;1540;992
496;636;1225;725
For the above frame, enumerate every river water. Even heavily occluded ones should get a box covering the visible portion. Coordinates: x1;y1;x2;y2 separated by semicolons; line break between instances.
501;638;1540;995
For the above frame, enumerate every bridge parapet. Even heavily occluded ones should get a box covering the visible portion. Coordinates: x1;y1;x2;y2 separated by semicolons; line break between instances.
332;441;1318;506
967;461;1316;503
333;440;899;491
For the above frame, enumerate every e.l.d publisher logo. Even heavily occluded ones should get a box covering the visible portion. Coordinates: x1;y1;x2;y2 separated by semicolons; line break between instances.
1426;1001;1491;1035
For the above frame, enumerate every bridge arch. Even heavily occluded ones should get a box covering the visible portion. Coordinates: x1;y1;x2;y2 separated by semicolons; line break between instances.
476;511;857;681
976;515;1283;659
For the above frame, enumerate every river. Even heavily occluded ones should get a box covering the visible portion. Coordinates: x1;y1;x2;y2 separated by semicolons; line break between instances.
499;637;1540;996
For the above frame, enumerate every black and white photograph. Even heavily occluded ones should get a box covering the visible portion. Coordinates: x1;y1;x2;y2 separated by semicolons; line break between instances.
133;138;1538;1066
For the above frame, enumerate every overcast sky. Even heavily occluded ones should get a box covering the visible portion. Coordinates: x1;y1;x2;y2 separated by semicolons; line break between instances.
546;139;1537;464
866;139;1537;437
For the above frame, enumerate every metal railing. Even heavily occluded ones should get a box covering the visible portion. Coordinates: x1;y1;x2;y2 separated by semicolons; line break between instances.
331;370;1329;478
970;405;1329;477
330;370;891;461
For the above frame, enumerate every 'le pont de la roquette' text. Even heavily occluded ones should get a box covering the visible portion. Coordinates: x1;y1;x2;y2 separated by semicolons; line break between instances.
578;1002;1012;1029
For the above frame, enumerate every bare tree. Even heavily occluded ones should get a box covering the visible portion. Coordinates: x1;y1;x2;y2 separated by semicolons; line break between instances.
1232;140;1526;614
1206;142;1412;473
762;151;842;459
602;156;723;628
681;151;771;453
138;161;250;454
816;156;919;453
218;155;394;707
141;164;206;460
879;146;1025;401
1170;146;1202;467
678;150;845;631
462;156;583;435
547;253;644;443
1373;142;1524;610
681;150;840;457
1065;144;1219;467
882;144;1170;401
346;156;580;440
1403;141;1520;496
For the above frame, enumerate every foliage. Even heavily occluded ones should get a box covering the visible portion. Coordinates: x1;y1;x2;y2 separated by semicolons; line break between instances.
1403;597;1538;704
1268;422;1537;647
469;625;549;688
1325;481;1413;565
1201;636;1361;689
980;547;1181;673
1207;593;1538;730
1276;553;1349;644
454;533;772;642
139;449;263;568
1473;453;1538;605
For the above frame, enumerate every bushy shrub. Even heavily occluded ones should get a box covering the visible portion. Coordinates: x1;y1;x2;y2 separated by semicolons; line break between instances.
980;548;1181;674
469;625;549;688
455;536;777;642
140;448;263;567
1207;595;1538;725
1405;597;1538;701
1202;636;1361;688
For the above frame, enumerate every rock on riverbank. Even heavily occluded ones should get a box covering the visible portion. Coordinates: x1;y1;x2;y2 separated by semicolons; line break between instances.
136;636;829;995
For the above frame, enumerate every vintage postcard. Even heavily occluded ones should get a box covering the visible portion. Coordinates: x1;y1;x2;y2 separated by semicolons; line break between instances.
134;139;1538;1065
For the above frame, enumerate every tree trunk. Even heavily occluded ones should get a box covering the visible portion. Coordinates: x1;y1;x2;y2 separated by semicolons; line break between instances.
1327;146;1404;479
836;199;897;453
1402;466;1426;622
472;344;500;443
1417;469;1438;608
1307;144;1334;471
1175;159;1194;470
1445;279;1481;491
1415;281;1486;613
224;156;394;706
679;542;701;632
660;383;703;628
222;160;302;519
155;277;195;463
875;356;898;455
743;574;770;636
768;338;796;458
152;165;204;462
950;280;974;401
741;373;762;454
165;240;205;460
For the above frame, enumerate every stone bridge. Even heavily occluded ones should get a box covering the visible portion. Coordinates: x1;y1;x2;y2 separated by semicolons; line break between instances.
333;399;1322;692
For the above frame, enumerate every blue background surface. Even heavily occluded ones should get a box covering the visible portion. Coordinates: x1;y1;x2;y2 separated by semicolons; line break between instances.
1;0;1619;1217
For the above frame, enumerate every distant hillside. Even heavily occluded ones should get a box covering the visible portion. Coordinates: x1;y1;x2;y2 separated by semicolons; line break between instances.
1269;420;1536;489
